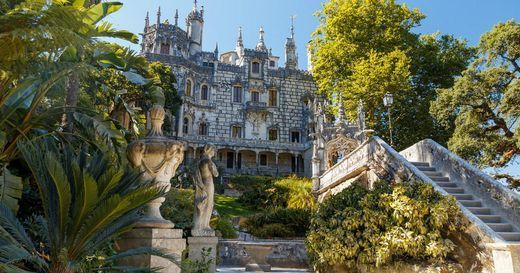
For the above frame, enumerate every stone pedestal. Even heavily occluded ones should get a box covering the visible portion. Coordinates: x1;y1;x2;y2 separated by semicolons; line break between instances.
116;228;186;273
243;244;272;272
188;236;218;273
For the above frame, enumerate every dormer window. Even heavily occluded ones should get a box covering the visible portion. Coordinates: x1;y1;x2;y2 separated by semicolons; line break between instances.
185;79;192;96
252;61;260;74
201;85;209;100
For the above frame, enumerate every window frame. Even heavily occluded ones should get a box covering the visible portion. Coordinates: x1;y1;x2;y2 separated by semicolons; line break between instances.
201;84;209;100
231;125;242;138
268;89;277;107
198;122;208;136
185;79;192;97
260;154;268;166
251;61;261;74
232;85;243;103
251;90;260;102
268;129;278;141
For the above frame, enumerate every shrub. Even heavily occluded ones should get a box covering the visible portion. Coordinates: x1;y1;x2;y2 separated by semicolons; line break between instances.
211;217;237;239
241;207;311;238
274;176;316;209
161;189;194;231
306;181;466;271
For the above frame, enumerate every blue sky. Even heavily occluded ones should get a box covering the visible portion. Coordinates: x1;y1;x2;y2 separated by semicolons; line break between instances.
108;0;520;69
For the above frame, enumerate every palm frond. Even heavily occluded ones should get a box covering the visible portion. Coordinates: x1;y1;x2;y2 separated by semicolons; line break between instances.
0;202;35;251
0;166;22;212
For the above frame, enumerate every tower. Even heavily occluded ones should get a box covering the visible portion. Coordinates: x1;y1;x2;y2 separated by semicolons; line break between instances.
285;16;298;70
186;0;204;56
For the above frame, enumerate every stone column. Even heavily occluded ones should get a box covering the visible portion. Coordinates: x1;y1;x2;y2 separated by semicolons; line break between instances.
275;152;279;176
255;151;260;174
117;104;186;273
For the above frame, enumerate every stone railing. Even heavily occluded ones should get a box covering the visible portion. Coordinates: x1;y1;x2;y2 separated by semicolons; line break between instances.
245;101;268;111
318;136;513;244
180;135;309;151
400;139;520;230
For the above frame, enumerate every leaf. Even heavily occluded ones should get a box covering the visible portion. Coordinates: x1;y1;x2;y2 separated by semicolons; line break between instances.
44;152;72;240
85;2;124;25
0;202;35;251
149;86;165;106
0;166;23;213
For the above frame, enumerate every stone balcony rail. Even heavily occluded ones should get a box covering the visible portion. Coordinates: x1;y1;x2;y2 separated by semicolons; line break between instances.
182;95;217;108
245;101;268;112
180;135;309;152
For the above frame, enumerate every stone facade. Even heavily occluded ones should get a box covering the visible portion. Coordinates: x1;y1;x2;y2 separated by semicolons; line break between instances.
141;1;317;178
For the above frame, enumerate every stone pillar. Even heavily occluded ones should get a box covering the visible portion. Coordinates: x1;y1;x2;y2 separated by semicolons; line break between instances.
234;150;239;172
188;236;218;273
118;104;186;273
275;152;279;176
255;151;260;174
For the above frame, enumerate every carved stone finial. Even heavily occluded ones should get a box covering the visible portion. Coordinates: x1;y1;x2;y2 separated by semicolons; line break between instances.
148;104;165;137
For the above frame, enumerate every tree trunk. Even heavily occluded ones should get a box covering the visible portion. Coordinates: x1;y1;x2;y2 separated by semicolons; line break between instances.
61;73;80;133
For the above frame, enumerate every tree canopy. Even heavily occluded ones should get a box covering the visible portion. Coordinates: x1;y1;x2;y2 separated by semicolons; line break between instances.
431;20;520;188
310;0;474;150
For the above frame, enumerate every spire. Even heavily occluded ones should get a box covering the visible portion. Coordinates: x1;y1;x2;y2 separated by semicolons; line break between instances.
290;15;296;39
256;26;267;51
144;11;149;29
174;9;178;26
214;43;219;58
336;93;346;125
193;0;198;10
237;26;243;47
156;6;161;25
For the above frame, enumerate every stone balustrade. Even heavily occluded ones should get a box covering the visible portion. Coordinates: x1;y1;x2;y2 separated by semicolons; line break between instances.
180;135;309;151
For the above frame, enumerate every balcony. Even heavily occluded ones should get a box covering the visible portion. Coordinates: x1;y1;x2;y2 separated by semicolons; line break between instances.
179;135;310;152
245;101;268;112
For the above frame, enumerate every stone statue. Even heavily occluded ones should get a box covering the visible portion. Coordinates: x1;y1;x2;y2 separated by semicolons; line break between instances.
127;104;185;228
191;144;219;237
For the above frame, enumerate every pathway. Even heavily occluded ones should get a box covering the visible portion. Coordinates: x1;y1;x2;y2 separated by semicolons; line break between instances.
217;267;309;273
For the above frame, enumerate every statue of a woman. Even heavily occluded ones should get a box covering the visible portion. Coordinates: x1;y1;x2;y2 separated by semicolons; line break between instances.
191;144;219;237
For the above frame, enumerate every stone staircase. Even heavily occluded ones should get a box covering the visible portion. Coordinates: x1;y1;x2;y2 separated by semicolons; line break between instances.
411;161;520;242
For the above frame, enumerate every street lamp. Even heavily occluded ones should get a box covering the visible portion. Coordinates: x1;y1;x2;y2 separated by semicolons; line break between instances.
383;92;394;146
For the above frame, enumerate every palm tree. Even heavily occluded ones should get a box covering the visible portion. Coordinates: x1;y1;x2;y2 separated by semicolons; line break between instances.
0;139;172;273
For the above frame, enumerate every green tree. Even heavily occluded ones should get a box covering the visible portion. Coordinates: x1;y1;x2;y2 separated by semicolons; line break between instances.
310;0;474;149
0;139;168;273
431;20;520;188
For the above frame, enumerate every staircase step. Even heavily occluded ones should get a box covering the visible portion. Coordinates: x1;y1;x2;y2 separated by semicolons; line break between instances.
498;232;520;242
416;166;436;172
437;182;458;188
477;215;502;223
411;162;430;167
444;187;465;194
453;194;474;200
489;223;513;232
467;207;491;214
423;171;444;177
430;176;450;182
460;200;482;207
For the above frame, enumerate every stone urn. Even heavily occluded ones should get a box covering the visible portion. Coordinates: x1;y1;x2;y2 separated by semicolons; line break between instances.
127;104;185;229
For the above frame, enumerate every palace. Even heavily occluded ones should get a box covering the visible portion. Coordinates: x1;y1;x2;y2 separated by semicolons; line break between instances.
140;2;318;177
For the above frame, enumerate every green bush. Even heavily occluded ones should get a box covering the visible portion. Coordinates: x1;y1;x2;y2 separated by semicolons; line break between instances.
306;181;466;271
241;207;311;238
161;189;194;231
274;176;316;209
211;217;237;239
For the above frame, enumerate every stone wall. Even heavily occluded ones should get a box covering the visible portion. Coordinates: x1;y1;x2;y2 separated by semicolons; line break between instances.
218;240;308;269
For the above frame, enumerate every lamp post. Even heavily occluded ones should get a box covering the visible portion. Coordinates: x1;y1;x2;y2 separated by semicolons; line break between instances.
383;92;394;146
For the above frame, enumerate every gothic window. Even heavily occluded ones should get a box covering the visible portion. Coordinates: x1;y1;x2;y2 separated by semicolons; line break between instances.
252;61;260;74
251;91;260;102
231;126;242;138
182;118;189;134
201;85;209;100
198;123;208;136
185;79;192;96
233;86;242;103
291;131;300;143
268;89;277;106
160;43;170;54
268;129;278;141
260;154;267;166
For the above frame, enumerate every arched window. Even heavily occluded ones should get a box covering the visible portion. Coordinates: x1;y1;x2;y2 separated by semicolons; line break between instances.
201;85;209;100
231;125;242;138
185;79;192;96
182;118;189;134
268;89;277;106
199;123;208;136
252;61;260;74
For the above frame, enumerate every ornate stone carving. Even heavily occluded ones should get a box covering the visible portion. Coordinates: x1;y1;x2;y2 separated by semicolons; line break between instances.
191;144;219;237
127;104;185;229
325;135;359;168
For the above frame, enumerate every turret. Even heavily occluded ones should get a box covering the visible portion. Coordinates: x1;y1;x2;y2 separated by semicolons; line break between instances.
256;27;267;52
285;16;298;69
174;9;179;26
186;0;204;56
214;43;219;59
144;11;149;30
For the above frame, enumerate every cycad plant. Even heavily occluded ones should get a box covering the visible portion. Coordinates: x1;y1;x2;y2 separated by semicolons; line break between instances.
0;139;170;273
